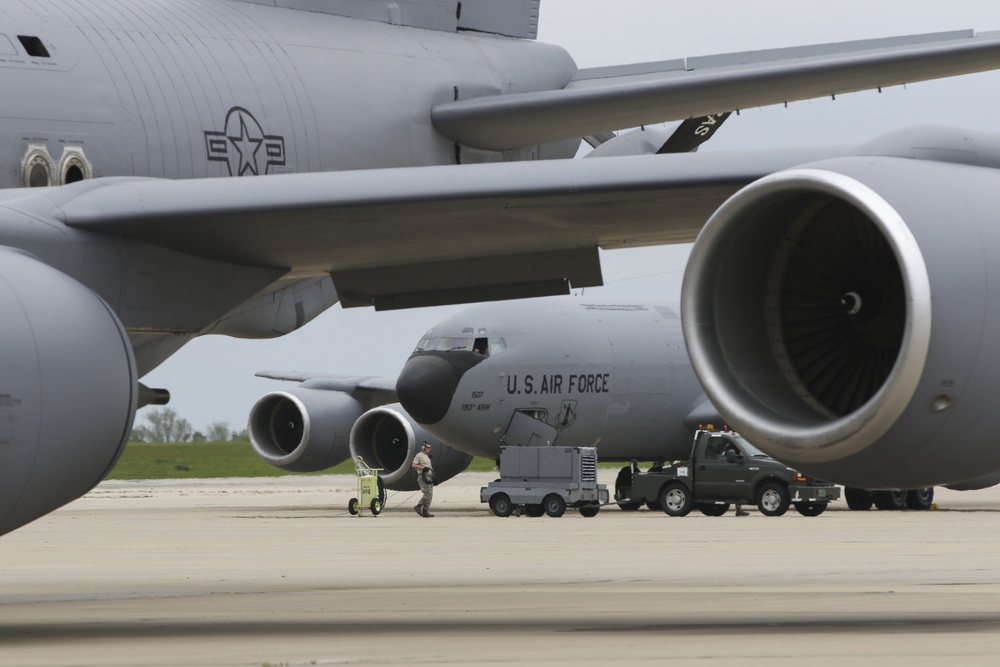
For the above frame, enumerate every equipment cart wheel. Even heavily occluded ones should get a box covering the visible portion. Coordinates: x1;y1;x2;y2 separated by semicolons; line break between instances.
525;504;545;517
348;498;360;515
794;502;826;517
543;494;567;518
659;482;693;517
756;482;790;516
489;493;514;517
579;504;600;517
370;498;382;516
698;503;729;517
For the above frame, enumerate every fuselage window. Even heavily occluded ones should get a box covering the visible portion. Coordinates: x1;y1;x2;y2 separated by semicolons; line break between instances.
18;35;50;58
473;337;488;355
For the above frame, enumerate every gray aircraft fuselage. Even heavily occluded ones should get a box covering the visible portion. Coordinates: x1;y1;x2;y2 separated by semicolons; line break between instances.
396;296;715;461
2;1;577;374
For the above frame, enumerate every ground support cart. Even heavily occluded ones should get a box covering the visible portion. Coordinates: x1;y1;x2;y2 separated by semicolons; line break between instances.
349;456;385;516
480;445;609;517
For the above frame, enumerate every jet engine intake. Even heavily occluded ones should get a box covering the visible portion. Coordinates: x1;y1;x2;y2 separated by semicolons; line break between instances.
682;127;1000;488
350;404;474;490
0;248;137;536
248;387;363;472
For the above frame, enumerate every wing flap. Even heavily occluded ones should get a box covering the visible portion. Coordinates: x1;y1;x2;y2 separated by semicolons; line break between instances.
432;29;1000;150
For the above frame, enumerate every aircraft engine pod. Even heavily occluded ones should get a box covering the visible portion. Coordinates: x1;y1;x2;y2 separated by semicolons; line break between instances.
350;404;474;491
0;249;137;537
248;387;363;472
682;127;1000;489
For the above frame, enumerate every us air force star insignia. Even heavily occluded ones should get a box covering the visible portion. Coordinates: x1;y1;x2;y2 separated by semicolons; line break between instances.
205;107;286;176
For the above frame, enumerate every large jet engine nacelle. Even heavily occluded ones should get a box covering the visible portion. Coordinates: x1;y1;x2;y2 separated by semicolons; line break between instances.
248;386;363;472
0;248;137;536
351;403;474;490
682;127;1000;488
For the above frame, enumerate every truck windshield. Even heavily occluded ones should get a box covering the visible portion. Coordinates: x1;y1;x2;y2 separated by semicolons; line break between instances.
733;435;769;458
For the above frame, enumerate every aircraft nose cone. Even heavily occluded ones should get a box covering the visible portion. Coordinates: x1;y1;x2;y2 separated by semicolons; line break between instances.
396;354;462;425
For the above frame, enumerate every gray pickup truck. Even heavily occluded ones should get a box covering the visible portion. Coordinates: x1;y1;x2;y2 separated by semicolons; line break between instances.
615;430;840;517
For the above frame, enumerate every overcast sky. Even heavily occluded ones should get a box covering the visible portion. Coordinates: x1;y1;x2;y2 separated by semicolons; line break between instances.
140;0;1000;433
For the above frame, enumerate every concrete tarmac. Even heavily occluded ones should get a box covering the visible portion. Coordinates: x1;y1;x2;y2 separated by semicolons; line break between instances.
3;472;1000;666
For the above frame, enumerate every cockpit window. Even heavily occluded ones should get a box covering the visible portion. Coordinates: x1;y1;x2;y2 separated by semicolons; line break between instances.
415;336;507;357
415;336;473;352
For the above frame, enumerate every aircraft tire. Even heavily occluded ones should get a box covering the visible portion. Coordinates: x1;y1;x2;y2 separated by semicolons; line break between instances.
756;482;790;517
489;493;514;518
698;503;729;517
659;483;693;517
543;494;567;518
794;502;826;517
905;488;934;510
844;487;873;511
873;490;907;511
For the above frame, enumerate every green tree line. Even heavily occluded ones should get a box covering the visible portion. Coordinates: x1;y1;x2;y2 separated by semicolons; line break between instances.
130;407;249;443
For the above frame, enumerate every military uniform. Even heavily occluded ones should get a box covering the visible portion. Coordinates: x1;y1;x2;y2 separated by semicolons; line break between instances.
412;446;434;517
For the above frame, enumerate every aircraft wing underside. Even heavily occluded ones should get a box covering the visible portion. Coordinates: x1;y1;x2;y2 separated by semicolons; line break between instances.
434;29;1000;150
254;372;398;410
53;146;844;309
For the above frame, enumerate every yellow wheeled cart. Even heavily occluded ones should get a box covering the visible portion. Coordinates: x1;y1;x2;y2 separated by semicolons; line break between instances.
348;456;385;516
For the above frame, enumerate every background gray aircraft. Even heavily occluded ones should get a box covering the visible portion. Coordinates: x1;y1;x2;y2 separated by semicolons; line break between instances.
248;295;712;491
3;0;1000;536
251;294;1000;509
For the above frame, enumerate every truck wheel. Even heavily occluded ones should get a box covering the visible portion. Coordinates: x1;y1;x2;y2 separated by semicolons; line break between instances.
698;503;729;517
525;504;545;517
844;487;873;511
659;483;693;517
756;482;789;516
873;490;907;511
617;501;642;511
348;498;359;515
579;504;600;517
645;501;662;511
489;493;514;517
794;502;826;517
905;488;934;510
543;494;567;518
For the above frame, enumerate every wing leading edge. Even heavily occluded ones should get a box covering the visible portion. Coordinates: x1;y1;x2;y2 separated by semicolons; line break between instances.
55;146;845;309
433;29;1000;150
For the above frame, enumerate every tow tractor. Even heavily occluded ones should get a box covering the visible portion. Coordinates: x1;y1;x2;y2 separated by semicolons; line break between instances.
615;429;840;516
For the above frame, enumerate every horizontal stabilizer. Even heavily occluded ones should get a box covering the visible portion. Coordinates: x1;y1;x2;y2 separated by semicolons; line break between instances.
433;29;1000;150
